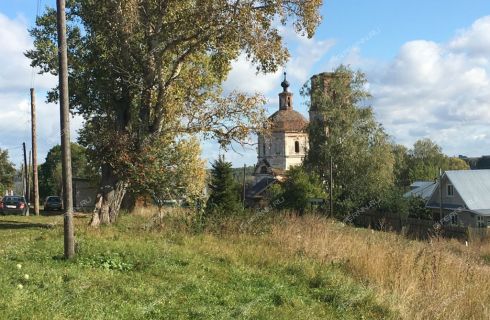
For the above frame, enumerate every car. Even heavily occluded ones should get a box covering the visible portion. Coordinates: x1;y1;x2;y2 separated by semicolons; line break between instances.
0;196;29;215
44;196;63;211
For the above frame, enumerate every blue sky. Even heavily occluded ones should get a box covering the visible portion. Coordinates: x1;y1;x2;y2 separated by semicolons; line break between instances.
1;0;490;168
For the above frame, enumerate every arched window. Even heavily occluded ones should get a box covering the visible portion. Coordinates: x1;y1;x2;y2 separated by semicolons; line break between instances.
295;141;300;153
263;143;266;156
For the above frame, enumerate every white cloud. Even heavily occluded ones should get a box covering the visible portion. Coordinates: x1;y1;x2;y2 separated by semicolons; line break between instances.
0;13;83;167
331;16;490;157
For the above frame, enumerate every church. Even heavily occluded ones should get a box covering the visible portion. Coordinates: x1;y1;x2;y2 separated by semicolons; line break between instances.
247;73;313;206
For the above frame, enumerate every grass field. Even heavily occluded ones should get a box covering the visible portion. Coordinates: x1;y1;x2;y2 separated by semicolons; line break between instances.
0;212;394;320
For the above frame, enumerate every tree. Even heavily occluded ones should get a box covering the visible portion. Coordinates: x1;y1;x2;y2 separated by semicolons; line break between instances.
277;165;325;213
206;156;241;215
39;143;96;199
0;149;15;196
27;0;322;226
392;144;410;188
407;139;469;182
304;66;395;215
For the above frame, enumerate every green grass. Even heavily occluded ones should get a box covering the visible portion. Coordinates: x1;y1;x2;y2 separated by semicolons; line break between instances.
0;214;395;319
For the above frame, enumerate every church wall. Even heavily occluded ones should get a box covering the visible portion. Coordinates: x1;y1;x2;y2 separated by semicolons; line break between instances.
284;132;308;170
257;132;286;170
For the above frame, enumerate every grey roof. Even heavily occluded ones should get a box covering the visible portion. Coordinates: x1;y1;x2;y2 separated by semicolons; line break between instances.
410;181;434;189
404;182;437;200
246;177;277;199
446;170;490;211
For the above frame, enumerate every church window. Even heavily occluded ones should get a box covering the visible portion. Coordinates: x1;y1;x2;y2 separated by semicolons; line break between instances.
295;141;300;153
263;143;266;156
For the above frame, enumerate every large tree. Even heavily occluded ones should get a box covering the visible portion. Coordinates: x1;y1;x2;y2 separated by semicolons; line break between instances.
27;0;322;226
0;149;15;196
39;143;96;199
304;65;395;215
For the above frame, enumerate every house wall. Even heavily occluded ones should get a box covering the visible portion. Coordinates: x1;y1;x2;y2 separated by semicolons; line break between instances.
427;176;465;209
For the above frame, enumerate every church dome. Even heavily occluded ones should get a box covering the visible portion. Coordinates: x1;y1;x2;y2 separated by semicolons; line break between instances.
269;109;308;132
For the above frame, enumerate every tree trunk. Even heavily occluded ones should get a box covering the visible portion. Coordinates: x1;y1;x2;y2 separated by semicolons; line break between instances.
90;164;127;227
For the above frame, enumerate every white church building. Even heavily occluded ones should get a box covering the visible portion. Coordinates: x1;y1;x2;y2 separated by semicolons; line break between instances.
247;73;309;205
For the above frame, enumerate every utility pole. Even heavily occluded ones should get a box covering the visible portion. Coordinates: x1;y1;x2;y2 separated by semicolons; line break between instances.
242;164;246;208
21;164;25;200
28;150;32;201
56;0;75;259
31;88;40;215
329;155;333;217
439;168;443;221
22;143;30;207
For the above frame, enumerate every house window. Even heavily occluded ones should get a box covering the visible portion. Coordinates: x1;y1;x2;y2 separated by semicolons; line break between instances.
477;216;485;228
447;184;454;197
295;141;300;153
451;214;458;225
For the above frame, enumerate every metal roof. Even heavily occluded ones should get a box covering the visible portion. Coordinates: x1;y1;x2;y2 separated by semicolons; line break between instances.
410;181;434;189
404;182;437;200
246;177;277;199
445;170;490;211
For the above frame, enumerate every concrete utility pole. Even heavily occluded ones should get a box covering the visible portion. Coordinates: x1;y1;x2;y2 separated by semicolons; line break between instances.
56;0;75;259
31;88;40;215
22;142;30;208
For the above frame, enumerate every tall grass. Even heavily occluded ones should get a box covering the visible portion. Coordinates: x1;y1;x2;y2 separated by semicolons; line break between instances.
147;207;490;319
267;214;490;319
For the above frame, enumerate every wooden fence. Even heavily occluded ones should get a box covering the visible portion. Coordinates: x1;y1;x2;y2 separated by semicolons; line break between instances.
351;211;478;241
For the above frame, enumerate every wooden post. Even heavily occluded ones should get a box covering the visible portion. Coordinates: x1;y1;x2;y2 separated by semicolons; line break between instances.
22;143;30;208
21;164;25;200
439;168;443;221
28;150;31;201
31;88;40;215
56;0;75;259
329;155;333;217
242;164;246;208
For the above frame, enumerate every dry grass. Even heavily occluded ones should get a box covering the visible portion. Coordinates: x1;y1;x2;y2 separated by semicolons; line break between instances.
118;206;490;318
267;214;490;320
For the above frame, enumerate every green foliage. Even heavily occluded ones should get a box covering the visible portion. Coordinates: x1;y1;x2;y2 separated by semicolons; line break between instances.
304;66;395;215
26;0;322;218
274;166;325;213
0;149;15;196
377;188;409;218
407;197;433;220
206;157;242;215
78;253;134;272
38;143;97;199
392;139;470;187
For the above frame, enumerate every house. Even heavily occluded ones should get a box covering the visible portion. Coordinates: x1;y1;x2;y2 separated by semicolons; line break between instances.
426;170;490;227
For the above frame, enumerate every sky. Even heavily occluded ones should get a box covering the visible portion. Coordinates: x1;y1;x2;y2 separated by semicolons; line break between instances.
1;0;490;168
